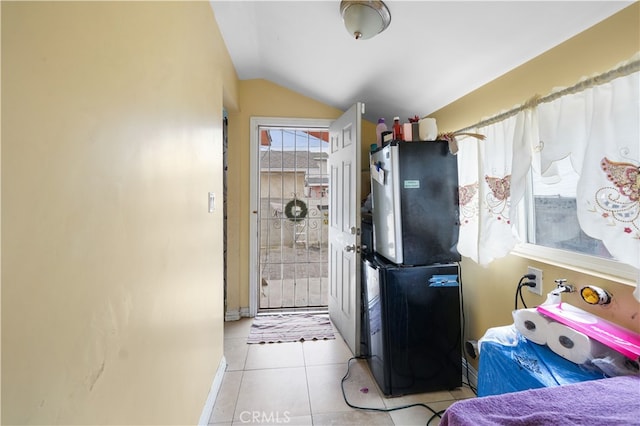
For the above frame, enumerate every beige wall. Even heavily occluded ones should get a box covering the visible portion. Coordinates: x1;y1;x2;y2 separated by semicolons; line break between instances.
432;3;640;134
2;2;237;424
225;80;375;314
430;2;640;362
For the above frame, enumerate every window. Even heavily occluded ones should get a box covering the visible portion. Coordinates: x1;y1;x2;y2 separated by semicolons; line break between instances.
511;62;639;282
515;156;637;283
434;59;638;280
528;155;613;259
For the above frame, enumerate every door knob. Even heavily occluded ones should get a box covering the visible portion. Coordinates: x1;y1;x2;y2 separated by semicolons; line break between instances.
344;244;359;253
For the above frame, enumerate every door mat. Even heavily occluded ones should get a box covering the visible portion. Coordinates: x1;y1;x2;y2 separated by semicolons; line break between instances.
247;313;335;344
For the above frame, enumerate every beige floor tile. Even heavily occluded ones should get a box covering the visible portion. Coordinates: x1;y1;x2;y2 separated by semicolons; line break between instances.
244;341;305;370
450;385;477;400
306;361;386;415
284;415;313;426
219;314;476;426
387;399;455;426
234;367;311;421
224;318;253;339
224;337;249;371
209;371;243;424
312;410;394;425
232;414;312;425
302;337;353;366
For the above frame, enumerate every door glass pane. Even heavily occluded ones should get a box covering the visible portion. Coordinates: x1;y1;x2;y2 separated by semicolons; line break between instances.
258;127;330;311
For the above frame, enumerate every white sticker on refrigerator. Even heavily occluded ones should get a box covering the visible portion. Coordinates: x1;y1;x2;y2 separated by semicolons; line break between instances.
404;180;420;189
371;164;386;185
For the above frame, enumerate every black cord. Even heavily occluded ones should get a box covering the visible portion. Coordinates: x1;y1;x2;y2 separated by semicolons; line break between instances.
519;282;529;309
458;263;477;396
340;357;443;423
514;275;537;310
427;410;447;425
514;276;526;310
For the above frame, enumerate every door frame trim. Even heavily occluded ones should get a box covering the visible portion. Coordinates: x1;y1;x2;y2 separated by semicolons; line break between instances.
249;116;334;317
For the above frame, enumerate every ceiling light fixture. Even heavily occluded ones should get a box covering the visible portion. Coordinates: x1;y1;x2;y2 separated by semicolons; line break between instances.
340;0;391;40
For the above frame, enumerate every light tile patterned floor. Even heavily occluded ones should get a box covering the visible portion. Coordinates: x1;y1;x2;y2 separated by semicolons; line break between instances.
210;318;476;426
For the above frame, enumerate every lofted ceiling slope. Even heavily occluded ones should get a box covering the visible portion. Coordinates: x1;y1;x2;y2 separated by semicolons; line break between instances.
210;1;632;123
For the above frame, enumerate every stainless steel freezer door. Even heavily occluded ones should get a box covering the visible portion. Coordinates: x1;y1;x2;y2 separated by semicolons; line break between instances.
370;144;403;263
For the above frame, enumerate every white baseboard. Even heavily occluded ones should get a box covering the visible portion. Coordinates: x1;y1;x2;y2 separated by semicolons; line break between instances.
225;307;251;321
225;309;241;321
461;357;478;390
198;356;227;426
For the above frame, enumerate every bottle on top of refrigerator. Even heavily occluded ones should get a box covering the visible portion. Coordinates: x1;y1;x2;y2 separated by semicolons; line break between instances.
393;117;404;141
376;118;388;145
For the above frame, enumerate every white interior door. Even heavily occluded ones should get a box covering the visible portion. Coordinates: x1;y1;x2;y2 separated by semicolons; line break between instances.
328;103;362;356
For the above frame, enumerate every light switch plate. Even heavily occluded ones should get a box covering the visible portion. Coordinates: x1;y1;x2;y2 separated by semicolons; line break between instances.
208;192;215;213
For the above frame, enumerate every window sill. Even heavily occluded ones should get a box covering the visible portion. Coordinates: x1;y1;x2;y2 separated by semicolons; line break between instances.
512;243;638;287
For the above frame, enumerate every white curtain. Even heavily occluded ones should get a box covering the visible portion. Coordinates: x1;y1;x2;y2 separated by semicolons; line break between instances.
538;71;639;268
457;62;638;269
457;110;536;265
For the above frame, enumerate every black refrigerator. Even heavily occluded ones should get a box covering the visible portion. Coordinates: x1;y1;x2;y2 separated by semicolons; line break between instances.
363;140;462;396
370;141;460;266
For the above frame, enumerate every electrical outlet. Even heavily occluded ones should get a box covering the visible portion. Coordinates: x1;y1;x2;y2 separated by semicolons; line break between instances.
527;266;543;295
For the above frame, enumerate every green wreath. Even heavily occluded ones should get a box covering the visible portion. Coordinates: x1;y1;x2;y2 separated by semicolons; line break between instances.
284;199;308;222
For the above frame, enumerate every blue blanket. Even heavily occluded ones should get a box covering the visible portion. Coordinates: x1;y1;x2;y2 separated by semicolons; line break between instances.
440;375;640;425
478;334;605;396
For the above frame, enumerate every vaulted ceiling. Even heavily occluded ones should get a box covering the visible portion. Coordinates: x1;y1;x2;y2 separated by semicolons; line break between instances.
210;1;632;123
